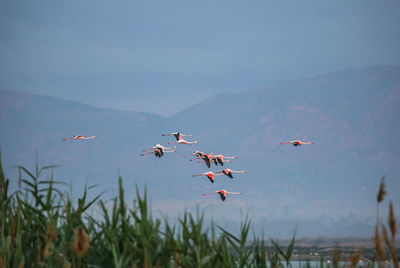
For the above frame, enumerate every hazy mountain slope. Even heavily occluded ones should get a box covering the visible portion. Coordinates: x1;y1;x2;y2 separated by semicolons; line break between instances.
167;65;400;226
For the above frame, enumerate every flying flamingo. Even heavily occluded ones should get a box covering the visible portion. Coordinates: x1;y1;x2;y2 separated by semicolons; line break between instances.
192;150;204;157
190;153;213;168
210;154;237;166
63;135;96;141
215;169;247;178
202;190;242;201
168;136;199;145
142;144;176;152
141;148;176;158
162;132;192;141
280;140;313;147
192;171;223;183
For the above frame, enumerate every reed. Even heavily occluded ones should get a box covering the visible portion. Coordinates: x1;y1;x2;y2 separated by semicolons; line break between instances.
374;176;399;268
0;153;399;267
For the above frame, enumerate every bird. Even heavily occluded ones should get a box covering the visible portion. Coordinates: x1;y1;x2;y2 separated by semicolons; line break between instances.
168;136;199;145
142;144;176;152
192;171;223;183
192;150;205;157
280;140;313;146
215;169;247;178
141;147;176;157
190;153;213;168
162;132;192;141
63;135;96;141
202;190;242;201
210;154;237;166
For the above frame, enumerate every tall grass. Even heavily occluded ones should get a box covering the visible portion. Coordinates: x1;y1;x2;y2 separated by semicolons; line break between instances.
0;154;398;267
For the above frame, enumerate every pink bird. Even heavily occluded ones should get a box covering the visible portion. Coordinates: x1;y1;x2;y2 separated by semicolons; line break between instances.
168;136;199;145
215;169;247;179
162;132;192;141
202;189;242;201
142;144;176;152
63;135;96;141
280;140;313;147
184;150;205;159
192;171;223;183
210;154;237;166
190;153;213;168
192;150;205;157
141;147;175;158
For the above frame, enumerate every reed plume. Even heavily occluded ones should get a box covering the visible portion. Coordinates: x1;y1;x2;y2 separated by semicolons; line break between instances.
72;227;90;257
349;248;361;268
377;176;386;203
46;223;57;242
389;201;397;237
43;241;52;259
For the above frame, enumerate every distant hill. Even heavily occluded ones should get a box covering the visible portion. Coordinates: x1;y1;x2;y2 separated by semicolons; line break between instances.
0;88;167;194
1;65;399;237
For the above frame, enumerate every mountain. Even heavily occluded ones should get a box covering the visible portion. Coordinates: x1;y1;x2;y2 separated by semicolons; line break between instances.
167;65;400;229
1;65;399;237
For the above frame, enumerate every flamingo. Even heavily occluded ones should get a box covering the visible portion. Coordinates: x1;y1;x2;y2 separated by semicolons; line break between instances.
168;136;199;145
141;148;176;158
215;169;247;179
192;150;204;157
162;132;192;141
190;153;213;168
202;190;242;201
188;151;213;159
280;140;313;147
63;135;96;141
192;171;223;183
210;154;237;166
142;144;176;152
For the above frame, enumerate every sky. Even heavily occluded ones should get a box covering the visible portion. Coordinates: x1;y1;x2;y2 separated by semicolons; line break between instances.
1;0;400;116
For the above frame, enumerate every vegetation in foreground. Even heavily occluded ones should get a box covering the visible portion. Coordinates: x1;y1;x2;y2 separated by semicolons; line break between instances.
0;155;398;268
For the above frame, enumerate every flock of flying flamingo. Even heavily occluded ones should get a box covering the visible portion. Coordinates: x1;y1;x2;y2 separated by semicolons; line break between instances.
141;131;245;201
63;133;313;202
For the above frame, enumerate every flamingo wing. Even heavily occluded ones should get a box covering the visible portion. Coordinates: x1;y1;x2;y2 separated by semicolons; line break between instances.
204;157;211;168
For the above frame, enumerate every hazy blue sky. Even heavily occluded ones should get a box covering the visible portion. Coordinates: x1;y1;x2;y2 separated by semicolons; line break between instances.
1;0;400;115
